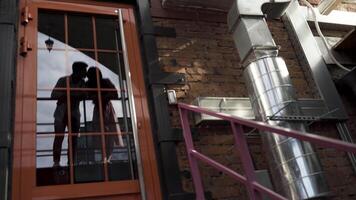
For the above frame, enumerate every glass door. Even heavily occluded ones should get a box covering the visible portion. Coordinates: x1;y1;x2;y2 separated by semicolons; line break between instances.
13;1;161;199
36;8;139;186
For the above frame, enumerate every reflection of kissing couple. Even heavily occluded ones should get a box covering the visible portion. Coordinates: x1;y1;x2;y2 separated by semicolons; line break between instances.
51;61;124;167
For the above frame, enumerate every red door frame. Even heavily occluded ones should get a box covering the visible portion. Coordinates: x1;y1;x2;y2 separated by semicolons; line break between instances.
13;1;162;199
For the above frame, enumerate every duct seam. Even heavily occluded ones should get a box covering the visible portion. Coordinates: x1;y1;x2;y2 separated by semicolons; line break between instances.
245;57;329;199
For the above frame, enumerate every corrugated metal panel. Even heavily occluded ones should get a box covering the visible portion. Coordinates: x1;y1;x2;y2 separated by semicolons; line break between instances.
0;0;17;24
0;17;16;150
0;0;18;199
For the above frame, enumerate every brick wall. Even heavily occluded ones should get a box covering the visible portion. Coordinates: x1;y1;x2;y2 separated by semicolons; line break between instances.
152;5;356;199
154;18;252;199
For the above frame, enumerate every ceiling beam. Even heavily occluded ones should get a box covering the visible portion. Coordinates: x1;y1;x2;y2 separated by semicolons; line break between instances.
318;0;342;15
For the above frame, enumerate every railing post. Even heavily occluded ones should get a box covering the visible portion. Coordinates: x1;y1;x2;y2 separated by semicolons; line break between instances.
231;122;262;200
179;107;206;200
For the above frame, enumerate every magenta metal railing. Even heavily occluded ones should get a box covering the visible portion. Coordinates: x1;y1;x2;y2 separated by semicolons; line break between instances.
178;103;356;200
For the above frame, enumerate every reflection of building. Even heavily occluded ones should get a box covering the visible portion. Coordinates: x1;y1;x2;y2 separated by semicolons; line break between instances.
1;0;356;199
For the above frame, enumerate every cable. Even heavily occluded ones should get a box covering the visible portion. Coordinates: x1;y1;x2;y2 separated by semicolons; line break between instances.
300;0;352;72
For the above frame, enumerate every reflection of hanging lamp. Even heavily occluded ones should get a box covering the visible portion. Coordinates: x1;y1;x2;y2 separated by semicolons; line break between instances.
45;24;54;52
45;37;54;52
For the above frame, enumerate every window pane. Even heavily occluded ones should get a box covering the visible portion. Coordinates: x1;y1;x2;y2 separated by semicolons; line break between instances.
38;10;65;50
67;50;96;72
79;99;96;133
37;50;67;89
37;98;58;124
95;16;120;50
37;125;55;134
37;50;95;89
74;135;104;183
68;14;94;49
97;52;121;88
111;100;132;132
36;134;70;186
108;134;137;181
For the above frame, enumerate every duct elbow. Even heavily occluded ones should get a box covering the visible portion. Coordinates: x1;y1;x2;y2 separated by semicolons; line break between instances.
262;0;292;19
231;18;278;64
228;0;291;32
227;0;291;64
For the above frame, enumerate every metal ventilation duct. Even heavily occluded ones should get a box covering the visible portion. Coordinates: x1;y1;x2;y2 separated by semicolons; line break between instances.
228;0;329;199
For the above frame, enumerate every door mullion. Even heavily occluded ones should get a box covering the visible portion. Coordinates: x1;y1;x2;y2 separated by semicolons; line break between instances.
117;9;147;200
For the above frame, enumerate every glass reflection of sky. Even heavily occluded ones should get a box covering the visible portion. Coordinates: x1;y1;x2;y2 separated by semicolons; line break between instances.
37;135;69;168
37;32;129;168
37;100;57;124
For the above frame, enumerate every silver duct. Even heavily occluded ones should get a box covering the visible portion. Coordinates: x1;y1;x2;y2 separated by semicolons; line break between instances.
228;1;329;199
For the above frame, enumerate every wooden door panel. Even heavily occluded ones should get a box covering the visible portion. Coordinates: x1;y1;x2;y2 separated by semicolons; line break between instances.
13;1;162;199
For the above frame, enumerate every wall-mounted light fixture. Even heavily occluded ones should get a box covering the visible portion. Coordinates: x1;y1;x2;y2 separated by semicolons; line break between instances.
167;90;177;105
45;37;54;52
45;24;54;52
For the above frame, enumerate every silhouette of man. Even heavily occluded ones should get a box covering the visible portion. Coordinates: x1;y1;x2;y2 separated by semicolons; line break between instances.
52;61;88;167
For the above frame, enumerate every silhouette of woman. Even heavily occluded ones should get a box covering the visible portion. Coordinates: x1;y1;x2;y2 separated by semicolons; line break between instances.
87;67;124;163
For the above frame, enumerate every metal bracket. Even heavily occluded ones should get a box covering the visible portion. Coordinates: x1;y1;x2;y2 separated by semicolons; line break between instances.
283;1;348;120
21;6;33;25
20;36;32;56
267;101;341;122
149;72;186;85
268;115;318;122
266;101;318;122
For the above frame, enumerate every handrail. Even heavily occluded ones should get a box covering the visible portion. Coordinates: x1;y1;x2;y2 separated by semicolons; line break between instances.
178;103;356;200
